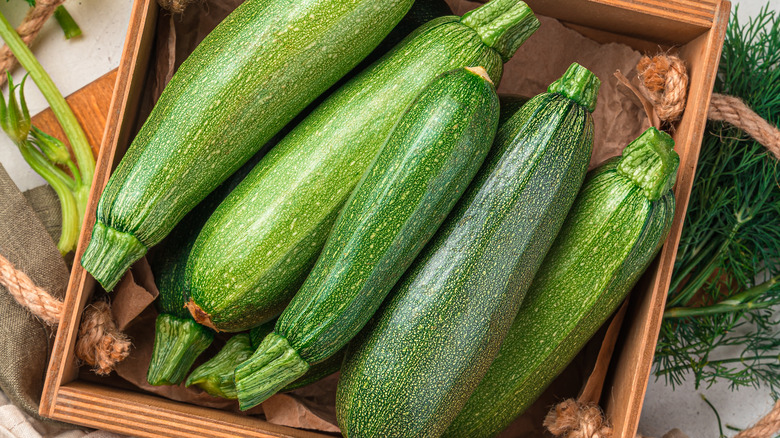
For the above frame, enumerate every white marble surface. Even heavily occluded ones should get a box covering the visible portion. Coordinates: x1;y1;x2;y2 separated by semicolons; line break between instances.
0;0;777;437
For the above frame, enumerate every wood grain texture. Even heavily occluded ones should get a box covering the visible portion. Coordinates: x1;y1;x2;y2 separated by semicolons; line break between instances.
485;0;718;44
603;2;731;437
40;0;730;435
39;0;158;419
30;69;117;159
53;382;330;438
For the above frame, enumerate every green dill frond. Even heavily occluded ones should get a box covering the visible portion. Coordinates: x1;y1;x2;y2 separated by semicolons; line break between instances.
654;3;780;395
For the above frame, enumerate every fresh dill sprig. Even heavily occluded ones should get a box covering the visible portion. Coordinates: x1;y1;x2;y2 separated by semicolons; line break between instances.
653;4;780;395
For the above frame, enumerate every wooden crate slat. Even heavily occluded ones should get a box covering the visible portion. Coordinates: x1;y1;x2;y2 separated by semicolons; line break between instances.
603;1;731;436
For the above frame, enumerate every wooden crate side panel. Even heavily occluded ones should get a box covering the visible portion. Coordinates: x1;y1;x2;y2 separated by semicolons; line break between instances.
40;0;158;418
604;1;730;436
52;382;330;438
523;0;715;44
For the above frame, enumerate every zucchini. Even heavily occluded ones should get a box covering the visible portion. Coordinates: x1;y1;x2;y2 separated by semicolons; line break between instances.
186;322;345;398
335;63;600;438
444;127;678;438
234;66;500;409
145;145;273;386
145;4;457;384
250;325;346;393
186;333;253;399
80;0;417;291
185;0;540;333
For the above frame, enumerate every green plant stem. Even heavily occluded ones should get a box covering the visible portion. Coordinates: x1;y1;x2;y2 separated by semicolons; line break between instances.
18;140;76;191
668;237;723;301
0;10;93;195
665;275;780;318
657;355;780;377
19;141;78;253
701;394;726;438
53;6;81;39
667;239;729;307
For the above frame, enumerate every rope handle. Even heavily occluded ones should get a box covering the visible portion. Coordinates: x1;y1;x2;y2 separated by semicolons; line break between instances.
0;253;130;375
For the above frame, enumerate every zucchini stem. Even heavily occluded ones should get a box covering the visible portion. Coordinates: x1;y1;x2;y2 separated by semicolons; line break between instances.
147;314;215;386
461;0;539;62
19;141;79;254
547;62;601;112
0;10;93;255
186;333;254;399
234;332;309;410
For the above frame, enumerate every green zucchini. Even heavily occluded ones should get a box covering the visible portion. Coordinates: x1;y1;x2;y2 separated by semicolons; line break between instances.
444;127;678;438
147;2;454;387
80;0;417;291
185;333;253;399
185;322;345;398
145;144;274;386
185;0;540;333
250;325;346;393
234;66;500;409
335;63;600;438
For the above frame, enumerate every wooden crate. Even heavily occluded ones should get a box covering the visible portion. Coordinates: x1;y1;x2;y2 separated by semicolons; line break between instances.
40;0;730;436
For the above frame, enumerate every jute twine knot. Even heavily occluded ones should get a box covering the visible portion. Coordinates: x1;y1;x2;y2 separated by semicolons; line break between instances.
544;399;613;438
630;53;779;160
75;301;131;376
0;253;130;375
637;54;689;124
0;0;66;87
157;0;199;14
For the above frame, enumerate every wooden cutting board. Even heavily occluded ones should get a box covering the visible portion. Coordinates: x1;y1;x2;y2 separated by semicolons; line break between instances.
30;68;118;158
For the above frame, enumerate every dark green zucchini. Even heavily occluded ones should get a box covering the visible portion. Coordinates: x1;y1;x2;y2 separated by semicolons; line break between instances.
185;333;253;399
81;0;417;291
444;127;678;437
185;322;345;398
335;63;600;438
234;66;500;409
252;326;346;393
144;1;458;386
186;0;540;334
146;141;274;386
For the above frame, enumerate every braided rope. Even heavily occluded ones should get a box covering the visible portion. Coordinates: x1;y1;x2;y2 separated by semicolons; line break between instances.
0;0;65;87
0;252;129;374
157;0;199;14
0;252;62;324
734;400;780;438
709;93;780;160
74;301;131;375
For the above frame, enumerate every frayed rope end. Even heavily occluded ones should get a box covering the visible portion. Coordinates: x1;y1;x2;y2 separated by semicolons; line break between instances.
75;301;131;375
544;399;613;438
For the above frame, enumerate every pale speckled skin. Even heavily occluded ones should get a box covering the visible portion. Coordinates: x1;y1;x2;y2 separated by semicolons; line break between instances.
444;160;675;438
276;68;499;365
336;91;594;438
86;0;414;281
187;16;505;332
